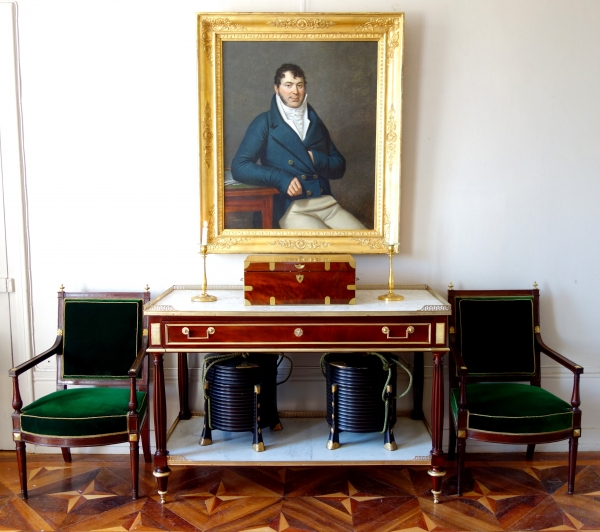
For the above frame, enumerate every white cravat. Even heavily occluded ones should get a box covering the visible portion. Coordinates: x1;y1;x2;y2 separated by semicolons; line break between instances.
275;93;310;141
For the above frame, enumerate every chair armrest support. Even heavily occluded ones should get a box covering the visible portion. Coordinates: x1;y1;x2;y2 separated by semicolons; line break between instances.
128;338;148;378
449;335;468;409
536;334;582;412
536;334;584;375
128;338;148;413
449;336;468;376
8;336;63;377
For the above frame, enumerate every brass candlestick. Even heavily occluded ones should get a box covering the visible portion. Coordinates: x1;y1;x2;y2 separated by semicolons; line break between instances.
378;244;404;301
192;245;217;302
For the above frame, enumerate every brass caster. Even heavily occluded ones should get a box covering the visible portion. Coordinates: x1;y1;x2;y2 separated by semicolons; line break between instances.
158;490;167;504
252;442;265;452
200;437;212;446
384;442;397;451
432;489;441;504
326;441;340;450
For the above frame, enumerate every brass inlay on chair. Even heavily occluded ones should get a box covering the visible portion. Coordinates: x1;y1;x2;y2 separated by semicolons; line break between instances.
574;429;581;437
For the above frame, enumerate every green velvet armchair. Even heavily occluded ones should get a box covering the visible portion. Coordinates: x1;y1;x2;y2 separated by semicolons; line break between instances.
9;288;152;500
447;287;583;496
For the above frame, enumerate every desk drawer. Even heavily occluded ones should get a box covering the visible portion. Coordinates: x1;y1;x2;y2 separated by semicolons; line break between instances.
163;321;432;348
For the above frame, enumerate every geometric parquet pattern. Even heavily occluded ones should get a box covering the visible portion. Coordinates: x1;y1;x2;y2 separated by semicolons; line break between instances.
1;453;600;531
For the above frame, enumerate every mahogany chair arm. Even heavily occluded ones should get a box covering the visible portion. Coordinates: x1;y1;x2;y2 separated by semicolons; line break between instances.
128;338;148;379
449;335;469;409
536;334;584;375
536;334;582;411
449;336;468;377
128;338;148;413
8;336;63;378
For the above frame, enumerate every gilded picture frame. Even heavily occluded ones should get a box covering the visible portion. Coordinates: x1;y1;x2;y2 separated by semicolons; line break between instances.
198;12;403;254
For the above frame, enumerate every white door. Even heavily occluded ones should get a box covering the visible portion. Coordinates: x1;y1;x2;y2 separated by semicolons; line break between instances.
0;2;33;450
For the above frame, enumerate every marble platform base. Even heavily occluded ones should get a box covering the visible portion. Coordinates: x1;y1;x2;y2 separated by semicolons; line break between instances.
167;416;432;466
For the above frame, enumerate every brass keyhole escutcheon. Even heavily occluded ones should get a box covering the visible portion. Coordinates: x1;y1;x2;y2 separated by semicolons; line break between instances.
296;274;304;283
294;328;303;337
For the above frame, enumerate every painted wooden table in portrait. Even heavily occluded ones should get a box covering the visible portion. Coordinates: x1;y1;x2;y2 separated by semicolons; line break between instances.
144;285;450;503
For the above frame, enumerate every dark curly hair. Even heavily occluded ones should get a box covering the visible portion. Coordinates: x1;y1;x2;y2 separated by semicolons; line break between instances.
274;64;306;86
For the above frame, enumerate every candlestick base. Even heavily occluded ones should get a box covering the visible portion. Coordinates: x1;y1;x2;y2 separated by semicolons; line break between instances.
378;291;404;301
191;293;217;302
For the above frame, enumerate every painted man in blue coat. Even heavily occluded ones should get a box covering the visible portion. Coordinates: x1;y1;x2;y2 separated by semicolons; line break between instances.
231;64;366;230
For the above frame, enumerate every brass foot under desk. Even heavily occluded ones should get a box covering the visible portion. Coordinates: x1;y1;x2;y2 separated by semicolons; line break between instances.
144;285;450;503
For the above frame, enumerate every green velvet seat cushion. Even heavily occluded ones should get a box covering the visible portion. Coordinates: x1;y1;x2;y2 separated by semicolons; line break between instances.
21;388;147;438
451;383;573;434
63;299;143;379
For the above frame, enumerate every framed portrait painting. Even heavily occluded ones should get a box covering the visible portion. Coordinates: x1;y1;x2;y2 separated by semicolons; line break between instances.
198;13;403;254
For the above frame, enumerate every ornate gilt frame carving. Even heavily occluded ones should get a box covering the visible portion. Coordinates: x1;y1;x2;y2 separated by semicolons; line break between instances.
198;13;404;254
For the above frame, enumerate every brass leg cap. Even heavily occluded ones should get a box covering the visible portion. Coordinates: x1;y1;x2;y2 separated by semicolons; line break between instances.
384;442;398;451
158;490;168;504
271;423;283;431
432;489;441;504
326;441;340;450
200;438;212;446
252;442;265;452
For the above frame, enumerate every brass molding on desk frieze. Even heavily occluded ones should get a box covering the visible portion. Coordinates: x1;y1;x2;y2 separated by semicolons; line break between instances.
150;323;162;345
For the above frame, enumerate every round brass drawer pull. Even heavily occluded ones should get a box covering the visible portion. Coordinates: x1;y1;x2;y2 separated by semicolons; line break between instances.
182;327;189;335
294;328;303;337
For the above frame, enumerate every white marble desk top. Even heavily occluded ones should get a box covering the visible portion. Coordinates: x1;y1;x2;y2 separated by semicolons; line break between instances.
145;285;451;317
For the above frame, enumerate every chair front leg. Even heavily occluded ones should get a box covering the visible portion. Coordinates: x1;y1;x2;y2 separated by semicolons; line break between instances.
15;440;27;499
130;438;139;500
568;435;578;495
456;436;466;497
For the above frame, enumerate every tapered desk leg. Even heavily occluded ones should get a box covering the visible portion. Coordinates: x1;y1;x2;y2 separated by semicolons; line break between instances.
428;350;446;503
411;352;424;420
152;353;171;503
177;352;192;420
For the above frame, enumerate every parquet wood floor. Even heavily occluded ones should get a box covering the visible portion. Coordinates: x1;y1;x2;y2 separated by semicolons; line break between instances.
0;452;599;531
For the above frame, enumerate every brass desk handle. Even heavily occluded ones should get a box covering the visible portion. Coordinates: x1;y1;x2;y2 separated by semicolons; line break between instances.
294;328;303;337
181;326;215;339
382;325;414;339
294;264;305;269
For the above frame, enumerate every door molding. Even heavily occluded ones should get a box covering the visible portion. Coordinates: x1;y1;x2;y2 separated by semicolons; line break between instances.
0;2;34;411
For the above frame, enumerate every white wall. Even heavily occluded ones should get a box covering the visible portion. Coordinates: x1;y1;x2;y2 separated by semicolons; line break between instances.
9;0;600;452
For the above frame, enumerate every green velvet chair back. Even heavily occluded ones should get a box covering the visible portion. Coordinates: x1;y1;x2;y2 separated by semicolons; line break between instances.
454;296;537;378
61;299;144;381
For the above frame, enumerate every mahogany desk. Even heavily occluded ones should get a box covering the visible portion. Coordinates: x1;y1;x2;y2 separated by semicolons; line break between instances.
144;285;450;503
